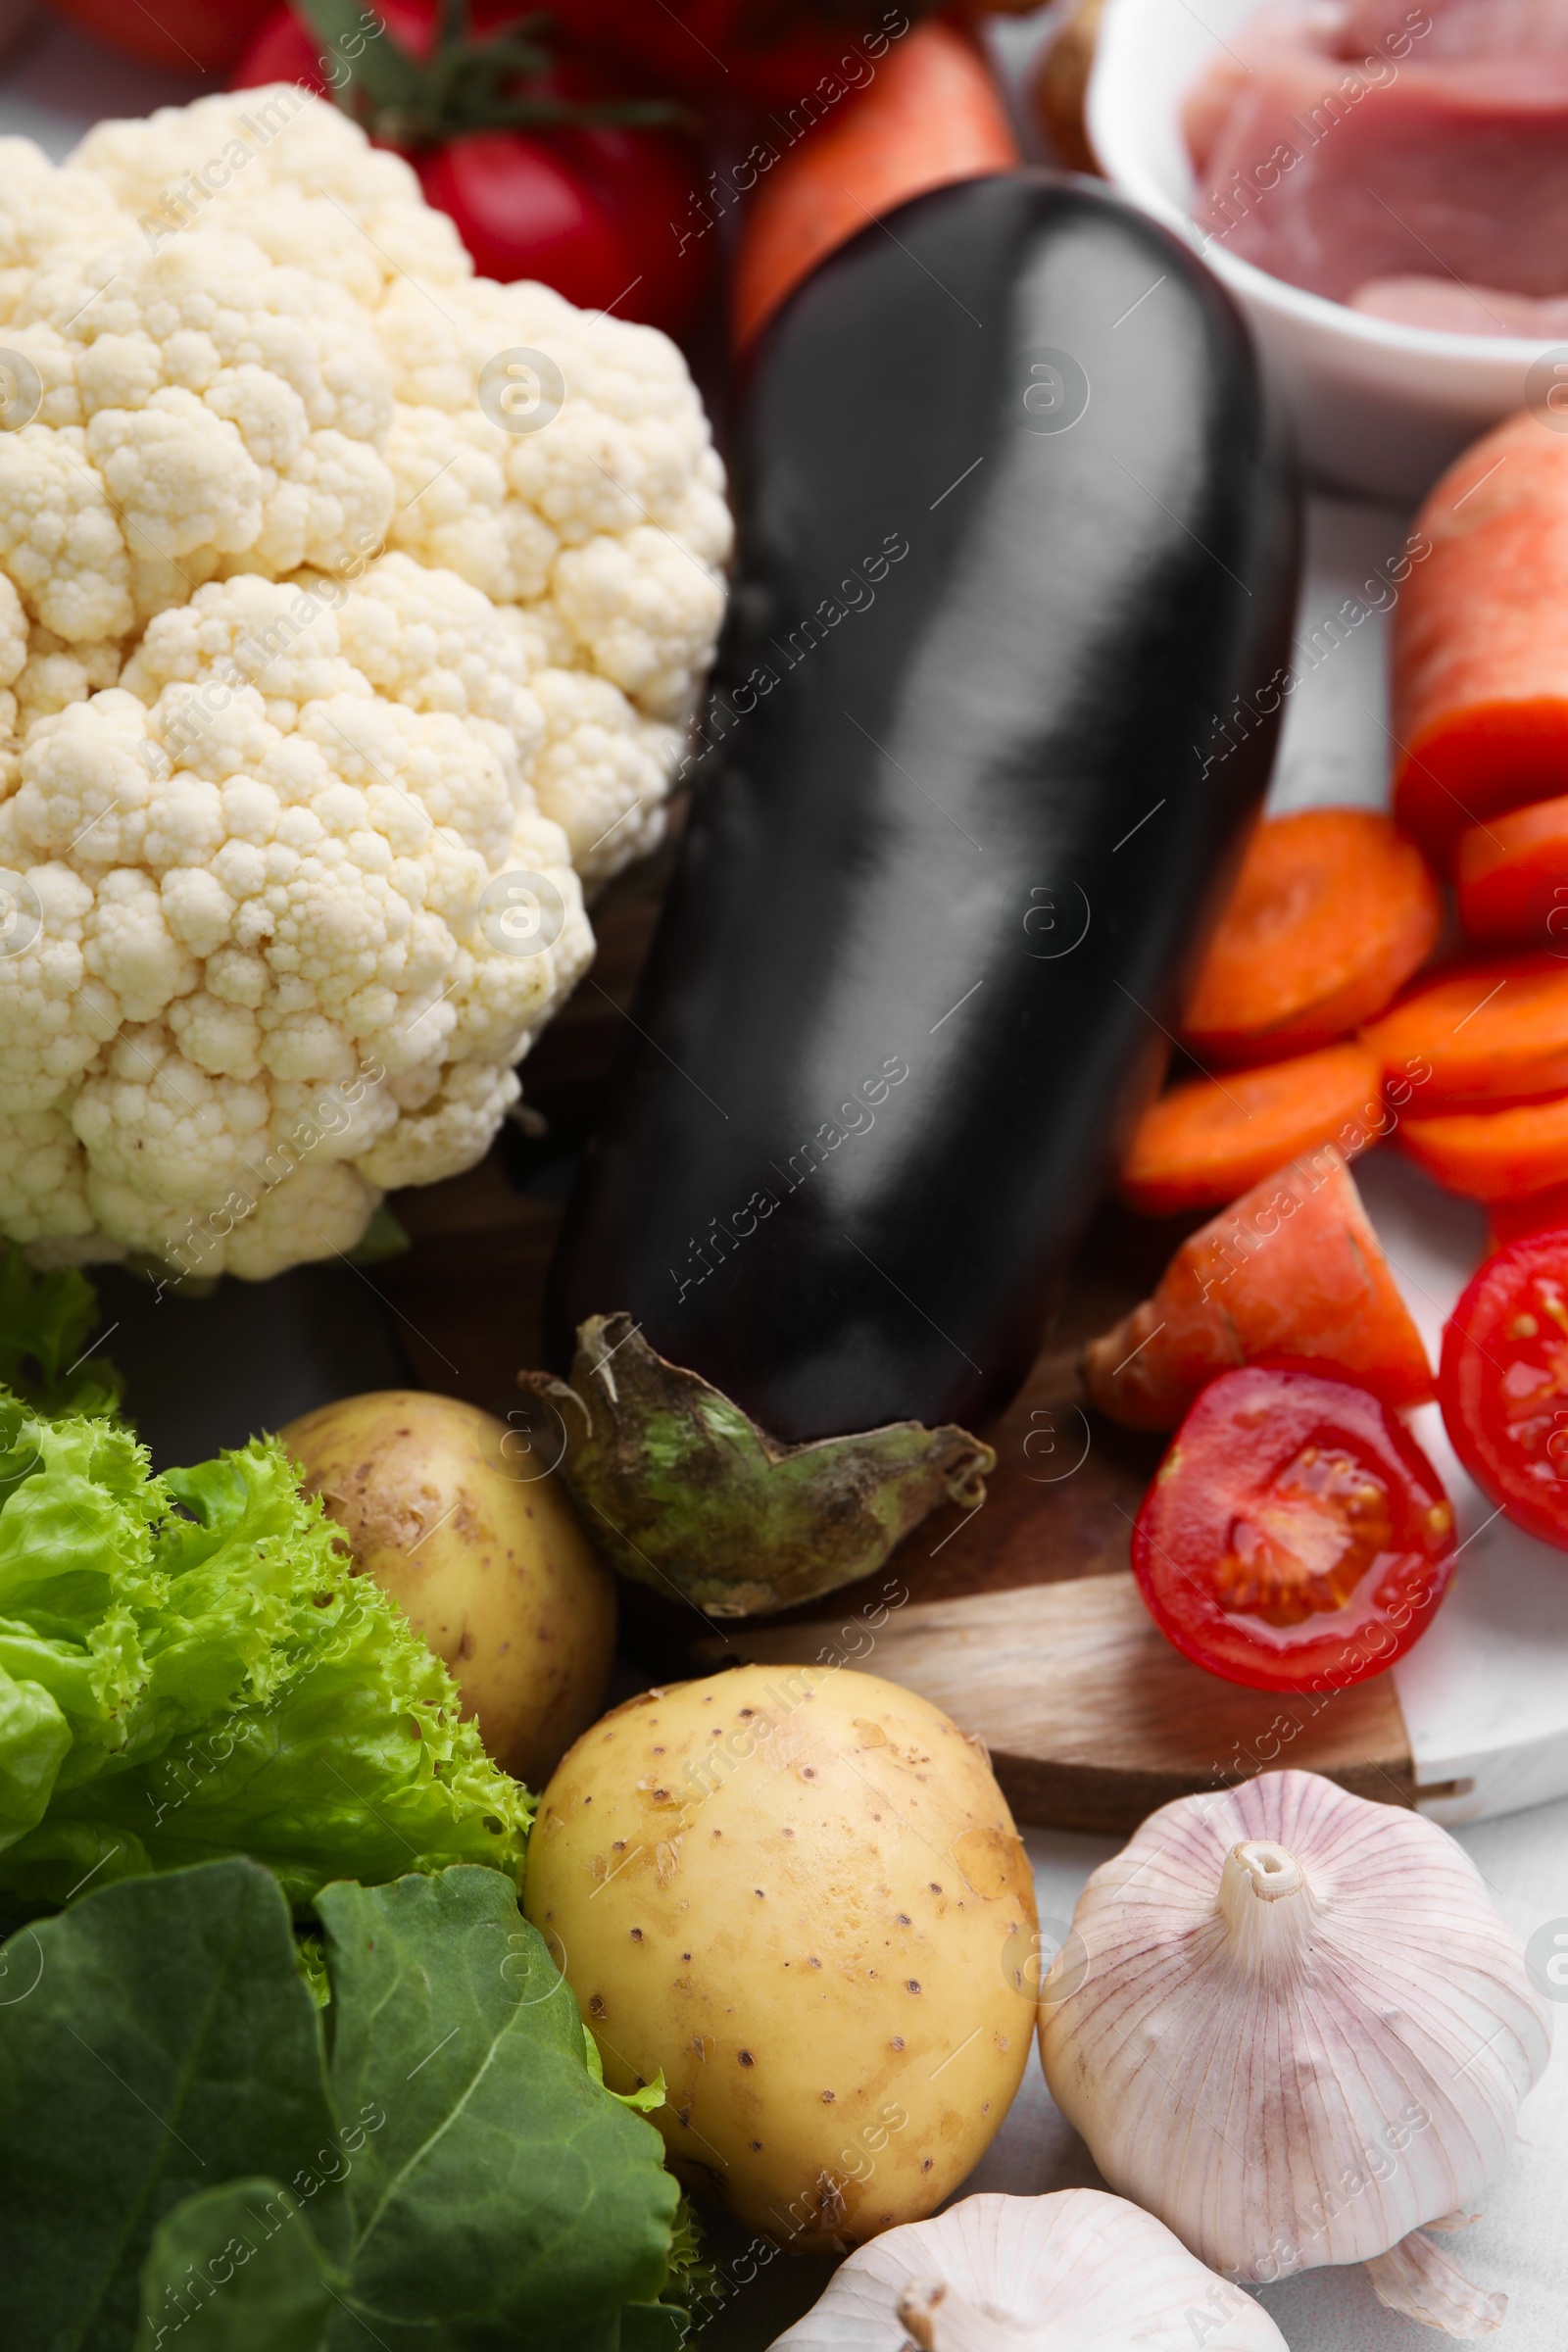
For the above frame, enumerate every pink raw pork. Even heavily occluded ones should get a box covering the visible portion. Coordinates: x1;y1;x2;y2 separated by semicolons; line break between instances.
1345;0;1568;53
1352;277;1568;334
1187;0;1568;311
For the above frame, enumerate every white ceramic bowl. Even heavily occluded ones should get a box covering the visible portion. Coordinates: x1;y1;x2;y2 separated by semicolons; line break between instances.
1086;0;1563;500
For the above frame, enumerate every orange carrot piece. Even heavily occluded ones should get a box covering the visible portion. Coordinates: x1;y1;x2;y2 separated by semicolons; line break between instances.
1399;1093;1568;1201
1119;1042;1382;1217
1361;951;1568;1110
1393;412;1568;865
1456;792;1568;949
1085;1148;1433;1429
1488;1180;1568;1250
732;22;1019;351
1182;807;1441;1063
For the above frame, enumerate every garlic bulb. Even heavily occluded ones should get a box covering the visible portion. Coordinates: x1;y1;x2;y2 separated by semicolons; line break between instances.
1039;1771;1551;2338
769;2189;1286;2351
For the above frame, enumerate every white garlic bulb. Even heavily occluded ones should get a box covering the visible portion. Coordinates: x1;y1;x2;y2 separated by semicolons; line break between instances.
1039;1771;1551;2338
769;2189;1287;2351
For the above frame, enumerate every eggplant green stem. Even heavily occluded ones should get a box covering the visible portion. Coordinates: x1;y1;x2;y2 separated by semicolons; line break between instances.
522;1314;995;1618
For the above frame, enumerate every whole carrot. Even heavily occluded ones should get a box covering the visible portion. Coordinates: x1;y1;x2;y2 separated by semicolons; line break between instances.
1394;411;1568;865
732;19;1019;350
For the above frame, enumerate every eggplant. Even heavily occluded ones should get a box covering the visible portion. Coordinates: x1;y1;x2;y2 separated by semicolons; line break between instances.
547;172;1299;1449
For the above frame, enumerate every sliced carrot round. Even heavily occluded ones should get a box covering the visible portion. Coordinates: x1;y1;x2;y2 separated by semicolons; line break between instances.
1396;702;1568;870
1456;793;1568;949
1182;808;1441;1062
1399;1094;1568;1201
1361;951;1568;1111
1120;1042;1382;1217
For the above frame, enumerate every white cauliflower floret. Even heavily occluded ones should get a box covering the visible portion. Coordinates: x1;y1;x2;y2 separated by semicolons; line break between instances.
0;137;136;317
335;555;687;886
530;667;678;885
120;569;371;728
359;1054;521;1192
327;551;546;795
73;88;471;310
74;88;728;847
15;622;123;731
0;1105;95;1241
0;568;27;780
0;853;119;1117
0;573;591;1278
376;274;730;722
0;214;394;642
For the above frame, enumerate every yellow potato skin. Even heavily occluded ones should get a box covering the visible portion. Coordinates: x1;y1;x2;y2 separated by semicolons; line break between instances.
279;1390;614;1788
523;1664;1038;2251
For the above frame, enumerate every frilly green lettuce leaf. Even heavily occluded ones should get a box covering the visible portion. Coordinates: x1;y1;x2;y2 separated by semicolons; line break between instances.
582;2019;667;2114
0;1414;530;1909
0;1245;122;1419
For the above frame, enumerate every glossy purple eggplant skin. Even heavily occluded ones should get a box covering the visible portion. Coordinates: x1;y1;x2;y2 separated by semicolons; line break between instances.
547;172;1300;1443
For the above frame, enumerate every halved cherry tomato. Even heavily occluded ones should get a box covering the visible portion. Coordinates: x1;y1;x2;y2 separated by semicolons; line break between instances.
1132;1366;1456;1690
1441;1232;1568;1550
1457;794;1568;951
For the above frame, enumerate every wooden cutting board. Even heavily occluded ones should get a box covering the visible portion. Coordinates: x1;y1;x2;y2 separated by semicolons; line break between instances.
705;1574;1416;1835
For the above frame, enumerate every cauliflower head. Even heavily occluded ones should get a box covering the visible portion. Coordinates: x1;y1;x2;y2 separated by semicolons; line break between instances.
0;92;730;1280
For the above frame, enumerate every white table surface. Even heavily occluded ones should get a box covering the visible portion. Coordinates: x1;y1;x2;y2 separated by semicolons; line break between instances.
9;8;1567;2344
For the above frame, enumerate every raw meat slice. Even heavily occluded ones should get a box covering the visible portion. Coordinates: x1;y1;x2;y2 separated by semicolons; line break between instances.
1196;71;1568;302
1188;0;1568;307
1344;0;1568;57
1351;276;1568;333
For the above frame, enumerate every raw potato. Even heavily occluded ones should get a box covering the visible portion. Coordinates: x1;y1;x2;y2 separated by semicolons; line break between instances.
523;1665;1039;2250
280;1391;615;1788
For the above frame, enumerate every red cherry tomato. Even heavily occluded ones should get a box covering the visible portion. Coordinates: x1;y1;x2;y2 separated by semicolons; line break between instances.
1132;1366;1457;1690
1441;1231;1568;1549
549;0;888;107
54;0;276;72
416;121;705;326
232;8;715;337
